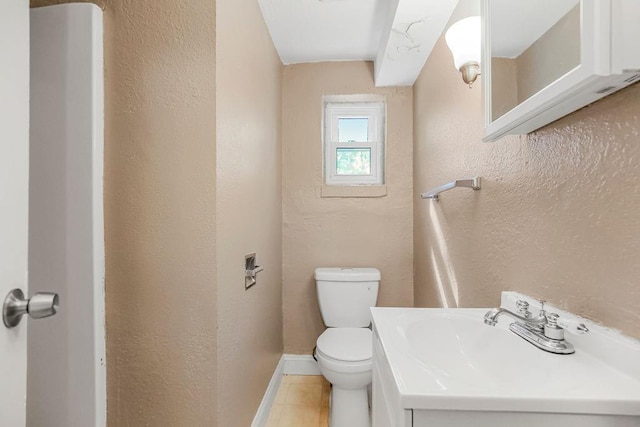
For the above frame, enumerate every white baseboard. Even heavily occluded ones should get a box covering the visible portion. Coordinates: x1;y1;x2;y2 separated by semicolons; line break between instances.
282;354;321;375
251;356;284;427
251;354;321;427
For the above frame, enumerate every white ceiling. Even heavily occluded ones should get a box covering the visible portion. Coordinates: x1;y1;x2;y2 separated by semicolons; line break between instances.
258;0;459;87
257;0;582;84
491;0;578;58
258;0;387;64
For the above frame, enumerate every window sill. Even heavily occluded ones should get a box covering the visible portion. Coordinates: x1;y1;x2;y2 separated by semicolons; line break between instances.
321;185;387;198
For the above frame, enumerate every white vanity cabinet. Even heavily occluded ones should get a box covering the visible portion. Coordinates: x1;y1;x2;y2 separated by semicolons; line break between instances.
372;327;411;427
482;0;640;142
371;324;571;427
371;304;640;427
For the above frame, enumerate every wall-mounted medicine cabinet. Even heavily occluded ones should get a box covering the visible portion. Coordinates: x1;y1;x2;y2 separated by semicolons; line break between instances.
482;0;640;142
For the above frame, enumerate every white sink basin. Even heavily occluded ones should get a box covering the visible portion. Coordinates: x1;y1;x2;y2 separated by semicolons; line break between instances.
401;309;571;392
371;301;640;418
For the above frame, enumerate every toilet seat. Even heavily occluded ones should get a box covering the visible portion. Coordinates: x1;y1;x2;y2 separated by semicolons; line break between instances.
316;327;372;363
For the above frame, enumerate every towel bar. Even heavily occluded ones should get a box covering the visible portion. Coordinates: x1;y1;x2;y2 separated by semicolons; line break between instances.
421;177;481;201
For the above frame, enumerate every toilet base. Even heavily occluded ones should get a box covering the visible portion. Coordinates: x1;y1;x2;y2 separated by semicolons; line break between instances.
329;385;370;427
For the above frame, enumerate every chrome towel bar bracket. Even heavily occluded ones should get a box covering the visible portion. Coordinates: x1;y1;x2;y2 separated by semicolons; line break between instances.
421;177;481;201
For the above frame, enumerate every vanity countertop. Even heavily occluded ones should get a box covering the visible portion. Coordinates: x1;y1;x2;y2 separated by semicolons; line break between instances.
371;299;640;415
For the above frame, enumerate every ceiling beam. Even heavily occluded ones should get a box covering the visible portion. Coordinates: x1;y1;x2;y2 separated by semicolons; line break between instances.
374;0;459;87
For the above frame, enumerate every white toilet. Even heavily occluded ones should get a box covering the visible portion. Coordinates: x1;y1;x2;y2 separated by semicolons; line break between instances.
314;267;380;427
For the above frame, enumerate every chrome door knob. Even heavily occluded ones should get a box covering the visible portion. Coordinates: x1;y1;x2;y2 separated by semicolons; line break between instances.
3;288;59;328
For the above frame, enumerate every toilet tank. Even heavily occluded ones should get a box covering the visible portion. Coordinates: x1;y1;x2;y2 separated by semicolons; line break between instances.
315;267;380;328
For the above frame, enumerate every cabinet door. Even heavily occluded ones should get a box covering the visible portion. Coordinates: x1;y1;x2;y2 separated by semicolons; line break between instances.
372;361;396;427
372;329;413;427
482;0;640;141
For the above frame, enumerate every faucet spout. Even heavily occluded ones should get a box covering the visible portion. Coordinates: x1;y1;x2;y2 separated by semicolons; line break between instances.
483;307;545;330
483;308;501;326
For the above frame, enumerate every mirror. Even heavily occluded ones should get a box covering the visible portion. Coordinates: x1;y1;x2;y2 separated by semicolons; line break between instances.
483;0;640;141
489;0;580;122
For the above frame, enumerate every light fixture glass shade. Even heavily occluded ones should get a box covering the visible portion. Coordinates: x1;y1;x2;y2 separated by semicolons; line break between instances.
445;16;481;71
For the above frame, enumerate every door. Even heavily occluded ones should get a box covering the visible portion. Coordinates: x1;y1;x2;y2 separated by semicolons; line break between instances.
0;0;30;425
28;5;106;426
1;3;105;426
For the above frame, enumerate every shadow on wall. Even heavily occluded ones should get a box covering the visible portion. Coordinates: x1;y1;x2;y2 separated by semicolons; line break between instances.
306;274;326;346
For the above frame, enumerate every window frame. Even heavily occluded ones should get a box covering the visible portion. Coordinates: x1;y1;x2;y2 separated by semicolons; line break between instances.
324;100;385;186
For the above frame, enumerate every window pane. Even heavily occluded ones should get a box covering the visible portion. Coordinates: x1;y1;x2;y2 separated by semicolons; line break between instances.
336;148;371;175
338;118;368;142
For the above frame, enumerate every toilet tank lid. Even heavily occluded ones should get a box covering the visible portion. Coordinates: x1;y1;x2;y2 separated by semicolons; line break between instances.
314;267;380;282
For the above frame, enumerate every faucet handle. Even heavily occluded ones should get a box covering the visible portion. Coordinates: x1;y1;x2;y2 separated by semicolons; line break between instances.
543;312;566;340
515;300;531;318
546;312;559;327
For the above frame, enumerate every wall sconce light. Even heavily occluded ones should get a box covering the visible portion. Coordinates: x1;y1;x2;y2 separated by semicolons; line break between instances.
445;16;481;88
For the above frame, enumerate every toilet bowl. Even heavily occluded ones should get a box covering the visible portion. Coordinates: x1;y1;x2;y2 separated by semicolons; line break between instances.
316;328;373;427
314;268;380;427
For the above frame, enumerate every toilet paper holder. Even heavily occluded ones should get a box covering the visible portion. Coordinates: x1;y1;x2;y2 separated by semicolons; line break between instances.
245;253;264;290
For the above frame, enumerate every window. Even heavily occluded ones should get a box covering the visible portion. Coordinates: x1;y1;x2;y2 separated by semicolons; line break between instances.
324;100;385;186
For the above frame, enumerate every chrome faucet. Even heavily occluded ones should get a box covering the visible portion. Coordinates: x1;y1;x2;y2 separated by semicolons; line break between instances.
484;300;545;330
484;299;588;355
484;307;544;328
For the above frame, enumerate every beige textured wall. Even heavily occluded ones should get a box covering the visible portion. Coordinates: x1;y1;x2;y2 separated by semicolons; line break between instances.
282;62;414;354
216;0;283;425
31;0;218;425
414;35;640;339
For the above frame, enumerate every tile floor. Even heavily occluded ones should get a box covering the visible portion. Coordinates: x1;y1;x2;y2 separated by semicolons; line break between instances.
266;375;330;427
